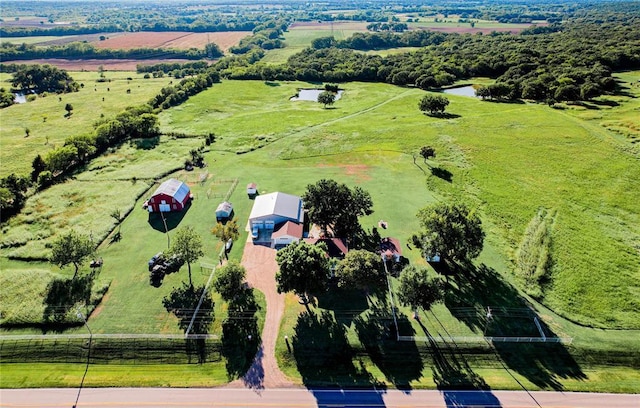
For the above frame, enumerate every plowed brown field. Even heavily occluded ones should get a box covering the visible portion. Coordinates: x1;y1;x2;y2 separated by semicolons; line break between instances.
92;31;250;51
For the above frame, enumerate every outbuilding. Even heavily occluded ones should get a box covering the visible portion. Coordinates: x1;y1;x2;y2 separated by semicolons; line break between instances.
147;179;192;213
215;201;233;221
247;182;257;197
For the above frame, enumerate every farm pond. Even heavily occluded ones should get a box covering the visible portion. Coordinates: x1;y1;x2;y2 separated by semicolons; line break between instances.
290;89;344;101
442;85;477;97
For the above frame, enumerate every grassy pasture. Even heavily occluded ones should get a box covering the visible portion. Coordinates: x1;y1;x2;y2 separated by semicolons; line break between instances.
161;78;640;330
1;73;639;389
0;71;173;178
406;18;538;34
262;23;369;64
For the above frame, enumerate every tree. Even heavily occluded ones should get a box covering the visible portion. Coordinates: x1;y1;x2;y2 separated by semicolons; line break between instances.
50;230;95;279
170;226;204;288
475;86;491;100
31;154;46;182
303;179;373;239
419;146;436;163
337;249;384;291
419;94;449;115
64;103;73;116
213;261;246;302
317;91;336;108
110;208;123;237
275;241;330;312
416;202;485;264
397;265;444;318
211;218;240;243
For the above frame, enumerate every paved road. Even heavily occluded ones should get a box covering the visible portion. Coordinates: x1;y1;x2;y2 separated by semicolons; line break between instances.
1;388;638;407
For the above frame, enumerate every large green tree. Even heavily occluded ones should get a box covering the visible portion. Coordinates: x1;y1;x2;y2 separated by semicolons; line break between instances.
213;261;246;302
211;218;240;243
50;230;95;279
302;179;373;239
416;202;485;264
12;64;79;94
275;241;330;311
419;94;449;115
397;265;444;318
337;249;384;291
317;91;336;108
170;226;204;288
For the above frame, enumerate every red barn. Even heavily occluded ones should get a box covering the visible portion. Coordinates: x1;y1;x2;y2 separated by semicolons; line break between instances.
147;179;192;213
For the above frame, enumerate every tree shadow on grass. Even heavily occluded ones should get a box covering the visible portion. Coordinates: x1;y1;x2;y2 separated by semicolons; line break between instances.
431;167;453;182
131;136;160;150
426;112;462;119
148;202;191;232
354;299;423;391
292;310;387;406
42;270;97;332
444;263;586;390
163;282;214;363
353;227;382;253
221;288;262;383
316;286;369;328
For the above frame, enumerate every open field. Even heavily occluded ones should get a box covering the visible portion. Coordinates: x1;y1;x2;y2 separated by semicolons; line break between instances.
263;22;369;64
406;17;543;34
160;79;640;330
92;31;251;51
0;58;196;71
1;31;250;51
1;74;639;390
0;71;174;178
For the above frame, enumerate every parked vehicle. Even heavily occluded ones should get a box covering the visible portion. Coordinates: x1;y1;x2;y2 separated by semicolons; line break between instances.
148;252;164;271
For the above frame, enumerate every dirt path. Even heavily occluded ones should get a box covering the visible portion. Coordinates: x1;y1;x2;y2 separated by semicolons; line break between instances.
227;243;296;389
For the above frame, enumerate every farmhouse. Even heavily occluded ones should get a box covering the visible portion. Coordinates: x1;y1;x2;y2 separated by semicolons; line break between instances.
271;220;304;248
249;192;304;244
215;201;233;221
147;178;192;213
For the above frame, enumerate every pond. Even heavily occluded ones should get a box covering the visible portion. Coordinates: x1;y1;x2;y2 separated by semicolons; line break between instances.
290;89;343;102
442;85;477;98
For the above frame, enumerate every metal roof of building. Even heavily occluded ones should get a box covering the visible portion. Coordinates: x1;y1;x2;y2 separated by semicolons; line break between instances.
249;192;303;222
152;179;190;203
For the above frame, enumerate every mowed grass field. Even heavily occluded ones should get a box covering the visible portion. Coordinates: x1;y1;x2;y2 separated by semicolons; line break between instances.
161;78;640;330
1;73;639;390
0;71;173;178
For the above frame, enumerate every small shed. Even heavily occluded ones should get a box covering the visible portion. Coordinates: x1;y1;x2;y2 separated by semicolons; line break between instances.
215;201;233;221
380;237;402;262
247;182;257;197
148;179;191;213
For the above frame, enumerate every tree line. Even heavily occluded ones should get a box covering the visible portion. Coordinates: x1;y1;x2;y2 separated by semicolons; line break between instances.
224;15;639;103
0;42;221;62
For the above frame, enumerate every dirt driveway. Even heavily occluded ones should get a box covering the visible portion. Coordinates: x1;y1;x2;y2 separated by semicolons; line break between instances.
228;242;296;389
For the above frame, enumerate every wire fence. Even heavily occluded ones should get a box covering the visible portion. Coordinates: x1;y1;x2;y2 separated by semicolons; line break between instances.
0;335;222;364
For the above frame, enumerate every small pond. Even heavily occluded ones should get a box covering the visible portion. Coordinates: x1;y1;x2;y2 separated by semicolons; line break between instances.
442;85;477;98
290;89;343;102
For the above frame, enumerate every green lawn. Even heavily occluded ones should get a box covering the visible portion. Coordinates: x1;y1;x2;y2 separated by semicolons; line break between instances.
0;71;173;178
1;73;639;390
263;25;367;64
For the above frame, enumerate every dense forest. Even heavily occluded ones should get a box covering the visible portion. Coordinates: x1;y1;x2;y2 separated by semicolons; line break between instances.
223;12;640;102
